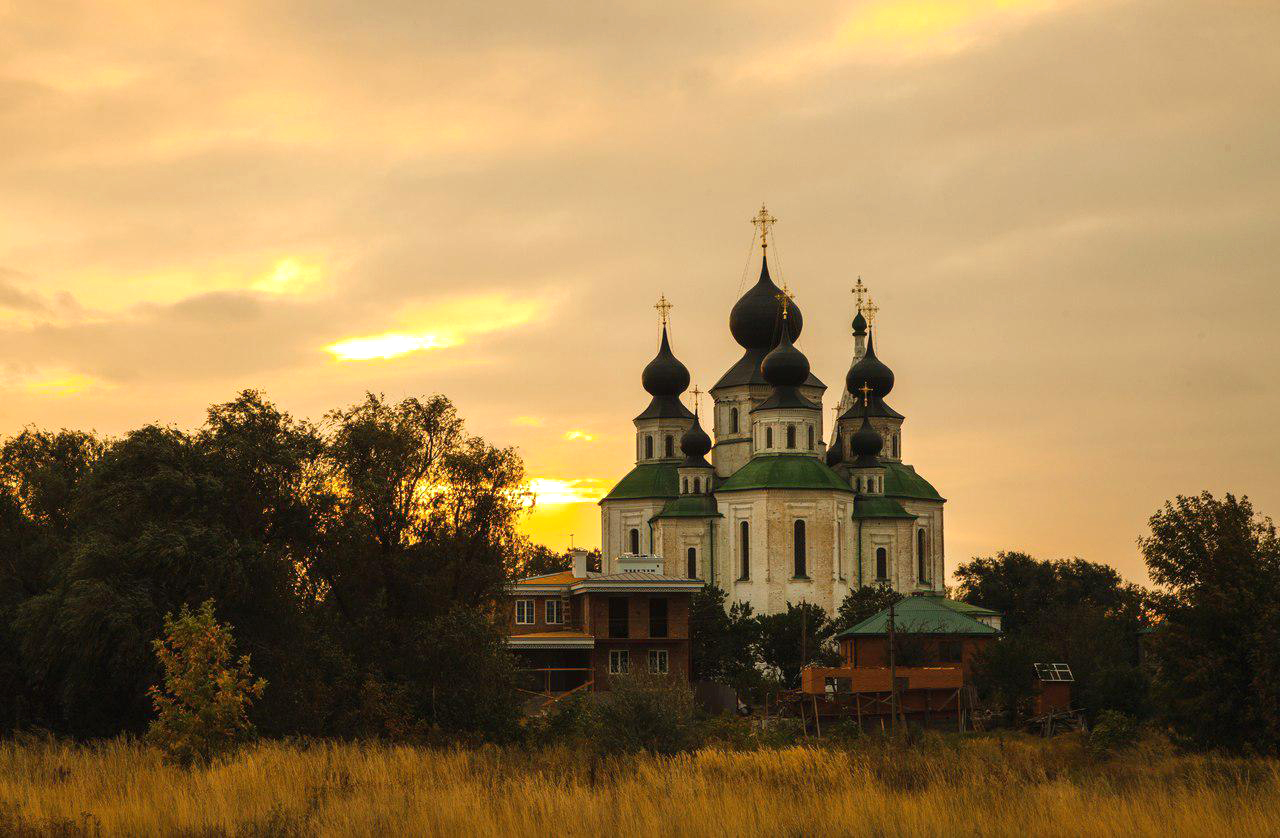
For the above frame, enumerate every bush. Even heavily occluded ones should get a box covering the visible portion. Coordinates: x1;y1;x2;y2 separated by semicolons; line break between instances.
598;670;696;754
526;692;600;747
146;600;266;765
1088;710;1140;758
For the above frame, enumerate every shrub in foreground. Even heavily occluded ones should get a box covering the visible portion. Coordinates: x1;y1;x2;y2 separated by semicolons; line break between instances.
598;669;696;754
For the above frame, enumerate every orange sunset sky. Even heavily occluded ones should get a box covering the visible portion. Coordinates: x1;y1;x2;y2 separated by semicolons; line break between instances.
2;0;1278;584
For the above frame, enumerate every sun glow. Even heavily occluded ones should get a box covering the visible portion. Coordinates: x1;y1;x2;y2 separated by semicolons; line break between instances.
253;258;323;295
525;478;608;505
562;430;595;442
24;372;104;396
325;333;457;361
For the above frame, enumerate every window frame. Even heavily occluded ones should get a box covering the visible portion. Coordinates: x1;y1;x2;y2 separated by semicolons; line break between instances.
739;520;750;580
687;546;698;579
609;649;630;675
917;529;929;583
545;598;564;625
648;649;669;674
515;599;535;625
629;528;640;554
793;519;807;579
644;435;653;459
876;547;888;581
786;425;796;449
664;435;674;458
730;407;739;433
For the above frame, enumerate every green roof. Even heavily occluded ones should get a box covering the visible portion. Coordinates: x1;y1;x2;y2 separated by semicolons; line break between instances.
715;454;853;494
651;495;722;520
601;463;679;501
836;594;1000;638
883;461;944;502
853;496;917;519
937;598;1000;618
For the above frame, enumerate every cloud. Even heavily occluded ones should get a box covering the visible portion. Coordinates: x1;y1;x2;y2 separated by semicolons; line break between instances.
562;430;595;442
526;478;609;505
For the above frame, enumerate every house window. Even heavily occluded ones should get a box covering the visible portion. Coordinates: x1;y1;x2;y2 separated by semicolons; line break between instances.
786;425;796;449
608;597;629;638
793;520;807;578
609;650;629;675
665;435;674;457
876;547;888;581
648;649;669;674
917;529;929;582
687;547;698;579
545;599;564;625
730;407;739;433
645;435;653;459
629;528;640;554
808;426;814;449
515;599;535;625
739;521;750;580
766;427;773;448
649;597;668;638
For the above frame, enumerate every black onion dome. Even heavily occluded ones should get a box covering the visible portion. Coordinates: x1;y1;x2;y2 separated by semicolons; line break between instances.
728;254;802;350
680;412;713;467
825;433;844;467
852;310;867;336
760;325;810;388
845;332;894;400
850;412;883;468
642;326;691;397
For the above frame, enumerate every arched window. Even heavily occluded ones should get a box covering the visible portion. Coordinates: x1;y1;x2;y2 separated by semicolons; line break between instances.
893;434;900;459
917;529;928;582
693;477;701;494
766;427;773;448
664;435;674;458
793;520;807;578
730;407;739;433
644;435;653;459
739;521;750;580
855;477;862;493
682;477;689;494
687;547;698;579
786;425;796;449
808;426;814;450
876;547;888;580
629;528;640;555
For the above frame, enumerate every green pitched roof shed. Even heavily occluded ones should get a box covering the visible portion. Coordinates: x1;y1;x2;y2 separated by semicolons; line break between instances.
836;595;1000;638
715;454;853;494
601;463;679;502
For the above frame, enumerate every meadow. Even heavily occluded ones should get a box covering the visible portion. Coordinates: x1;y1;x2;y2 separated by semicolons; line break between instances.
1;733;1277;837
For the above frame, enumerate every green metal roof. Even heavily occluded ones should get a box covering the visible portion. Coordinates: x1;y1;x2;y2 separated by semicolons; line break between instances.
836;594;1000;638
852;496;917;519
883;461;944;502
715;454;853;494
651;495;723;520
600;462;679;502
937;598;1000;618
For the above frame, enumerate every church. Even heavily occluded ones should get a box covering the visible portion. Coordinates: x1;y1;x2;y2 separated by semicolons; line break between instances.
599;208;946;617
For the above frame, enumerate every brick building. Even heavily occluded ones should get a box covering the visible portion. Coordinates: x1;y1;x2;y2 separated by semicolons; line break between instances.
507;549;702;698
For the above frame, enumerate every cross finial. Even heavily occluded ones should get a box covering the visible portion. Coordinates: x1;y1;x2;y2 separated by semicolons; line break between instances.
751;203;777;250
689;385;703;414
852;276;868;311
859;382;873;406
654;294;672;327
862;296;879;327
776;282;794;320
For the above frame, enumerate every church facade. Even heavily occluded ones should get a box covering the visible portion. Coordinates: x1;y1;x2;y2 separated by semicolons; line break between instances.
600;213;946;617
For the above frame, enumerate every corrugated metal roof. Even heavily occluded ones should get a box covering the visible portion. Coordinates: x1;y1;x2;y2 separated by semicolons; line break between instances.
837;594;1001;637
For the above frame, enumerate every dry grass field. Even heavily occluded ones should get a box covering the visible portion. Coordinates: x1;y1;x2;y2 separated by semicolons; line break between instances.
1;733;1277;837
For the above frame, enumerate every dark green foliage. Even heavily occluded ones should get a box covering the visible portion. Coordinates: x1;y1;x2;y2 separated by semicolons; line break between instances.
0;389;528;743
958;552;1150;722
598;669;696;754
756;601;840;687
832;585;902;636
1088;710;1140;758
1140;492;1280;754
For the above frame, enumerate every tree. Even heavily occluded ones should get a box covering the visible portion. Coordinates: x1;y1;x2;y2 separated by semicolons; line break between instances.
1141;492;1280;753
756;601;839;688
832;585;902;636
957;552;1151;722
598;669;697;754
147;600;266;765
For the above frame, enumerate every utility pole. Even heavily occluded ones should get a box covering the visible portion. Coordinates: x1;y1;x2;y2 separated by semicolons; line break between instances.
888;598;898;735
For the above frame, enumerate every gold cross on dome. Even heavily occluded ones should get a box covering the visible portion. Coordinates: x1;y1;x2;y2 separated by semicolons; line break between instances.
776;282;795;320
859;382;873;406
689;385;703;413
751;204;777;249
852;276;867;310
862;296;879;327
654;294;672;327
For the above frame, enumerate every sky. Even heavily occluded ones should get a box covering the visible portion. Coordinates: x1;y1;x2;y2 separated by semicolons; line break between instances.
2;0;1278;584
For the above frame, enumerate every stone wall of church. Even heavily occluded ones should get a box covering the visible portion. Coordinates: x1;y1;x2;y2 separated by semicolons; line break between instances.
900;498;946;593
652;517;717;579
600;500;665;572
713;489;853;615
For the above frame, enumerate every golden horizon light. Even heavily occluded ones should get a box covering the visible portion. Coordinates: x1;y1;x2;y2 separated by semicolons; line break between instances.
325;332;457;361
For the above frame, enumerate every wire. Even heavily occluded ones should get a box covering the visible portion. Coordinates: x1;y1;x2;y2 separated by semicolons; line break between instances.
735;229;758;299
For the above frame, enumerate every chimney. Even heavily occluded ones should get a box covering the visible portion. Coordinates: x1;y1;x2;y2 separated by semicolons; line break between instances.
569;548;589;578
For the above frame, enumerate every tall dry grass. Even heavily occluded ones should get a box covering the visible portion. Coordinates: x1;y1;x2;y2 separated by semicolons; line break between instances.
1;733;1277;836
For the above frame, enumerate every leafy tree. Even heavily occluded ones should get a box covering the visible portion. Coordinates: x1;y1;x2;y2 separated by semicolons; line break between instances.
756;601;839;688
832;585;902;635
599;669;697;754
147;600;266;765
1141;492;1280;753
